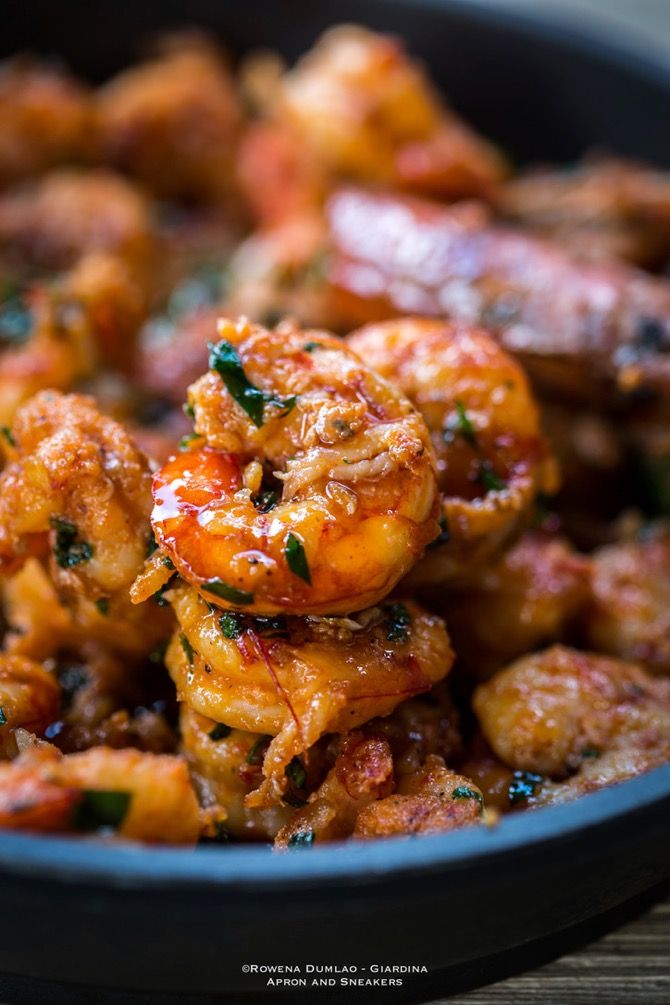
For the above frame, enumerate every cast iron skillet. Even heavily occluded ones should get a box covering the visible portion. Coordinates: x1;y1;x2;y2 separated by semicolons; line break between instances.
1;2;670;1002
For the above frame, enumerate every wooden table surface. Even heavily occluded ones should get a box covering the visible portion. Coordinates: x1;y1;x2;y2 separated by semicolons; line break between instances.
436;896;670;1005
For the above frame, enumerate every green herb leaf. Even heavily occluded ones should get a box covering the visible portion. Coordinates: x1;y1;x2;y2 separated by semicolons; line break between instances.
444;400;478;447
178;432;201;452
581;747;601;759
288;829;315;848
50;517;93;569
252;488;278;513
386;603;411;643
146;533;159;557
0;286;32;346
73;789;132;832
508;770;543;806
1;426;15;447
95;597;109;616
179;632;195;667
153;575;175;607
477;461;506;493
452;785;483;807
208;722;232;741
219;611;244;639
0;706;6;726
285;756;307;789
303;341;323;353
285;532;311;584
182;401;195;420
202;578;254;606
246;735;270;765
208;340;297;428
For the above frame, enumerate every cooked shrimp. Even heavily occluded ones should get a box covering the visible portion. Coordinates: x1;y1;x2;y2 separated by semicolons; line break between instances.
353;755;483;839
474;645;670;783
236;121;326;228
496;157;670;268
164;580;453;802
274;26;505;198
0;655;60;758
347;318;557;585
180;705;296;841
96;34;241;203
0;170;156;276
326;187;670;414
0;391;169;655
223;214;338;331
0;282;95;426
151;317;439;615
0;743;201;843
275;731;394;846
444;532;591;676
0;57;93;187
584;527;670;675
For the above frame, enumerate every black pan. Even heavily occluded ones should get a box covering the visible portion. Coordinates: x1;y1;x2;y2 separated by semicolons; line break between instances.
1;2;670;1002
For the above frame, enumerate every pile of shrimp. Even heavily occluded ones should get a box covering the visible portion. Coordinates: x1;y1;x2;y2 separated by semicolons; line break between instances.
0;24;669;850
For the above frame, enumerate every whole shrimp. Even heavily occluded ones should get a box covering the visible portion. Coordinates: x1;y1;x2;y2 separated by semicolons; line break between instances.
347;318;557;585
164;580;453;803
474;645;670;805
0;391;169;655
0;654;60;758
0;743;201;843
150;316;439;615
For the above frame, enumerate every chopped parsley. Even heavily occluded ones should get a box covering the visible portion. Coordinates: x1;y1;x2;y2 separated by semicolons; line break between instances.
252;488;278;513
208;340;297;428
179;632;195;667
444;400;478;447
1;426;15;447
153;576;175;607
182;401;195;420
508;770;543;806
0;707;6;726
285;756;307;789
0;285;32;346
288;829;315;848
202;579;254;606
73;789;132;832
50;517;93;569
208;722;232;741
95;598;110;616
581;747;601;759
477;460;506;493
303;341;323;353
219;611;244;639
386;603;411;643
285;532;311;584
146;533;159;557
178;432;201;452
452;785;483;808
246;736;270;765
